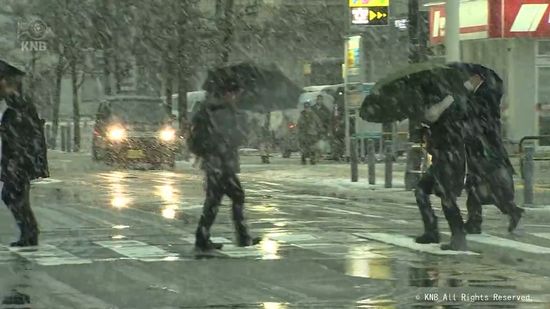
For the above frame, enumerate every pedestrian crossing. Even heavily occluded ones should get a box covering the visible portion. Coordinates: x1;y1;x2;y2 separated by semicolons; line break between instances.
3;229;550;267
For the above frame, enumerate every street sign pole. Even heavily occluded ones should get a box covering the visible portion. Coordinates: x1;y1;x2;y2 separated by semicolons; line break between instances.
346;0;390;182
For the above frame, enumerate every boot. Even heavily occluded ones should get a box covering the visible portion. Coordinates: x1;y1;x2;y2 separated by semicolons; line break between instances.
194;226;223;251
464;220;482;234
441;201;467;251
10;201;39;247
194;213;222;251
232;204;260;247
440;231;467;251
508;207;524;233
415;189;440;244
465;193;483;234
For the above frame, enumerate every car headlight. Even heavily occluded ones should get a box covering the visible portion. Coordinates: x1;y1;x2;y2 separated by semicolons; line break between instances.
107;126;126;142
159;128;176;142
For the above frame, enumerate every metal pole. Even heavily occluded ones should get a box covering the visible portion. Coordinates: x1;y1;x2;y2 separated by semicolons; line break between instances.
351;137;358;182
523;145;535;206
66;125;72;152
445;0;461;62
60;125;66;152
405;0;426;191
45;124;51;149
367;139;376;185
385;140;393;188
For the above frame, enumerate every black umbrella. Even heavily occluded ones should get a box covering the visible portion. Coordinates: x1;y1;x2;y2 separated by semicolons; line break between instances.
359;62;467;123
0;59;25;76
202;63;302;113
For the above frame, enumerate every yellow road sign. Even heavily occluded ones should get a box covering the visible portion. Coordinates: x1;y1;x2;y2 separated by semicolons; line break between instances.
349;0;389;8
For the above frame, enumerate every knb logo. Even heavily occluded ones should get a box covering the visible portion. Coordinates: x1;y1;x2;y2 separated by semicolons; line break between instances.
17;18;49;52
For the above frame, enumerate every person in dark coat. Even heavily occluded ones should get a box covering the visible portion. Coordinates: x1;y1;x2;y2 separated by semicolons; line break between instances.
298;102;323;165
462;72;524;234
188;82;260;251
0;60;49;247
415;92;468;251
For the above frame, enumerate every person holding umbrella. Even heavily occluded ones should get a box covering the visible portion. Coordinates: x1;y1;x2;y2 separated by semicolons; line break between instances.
414;90;468;251
458;68;524;234
188;80;261;251
0;60;49;247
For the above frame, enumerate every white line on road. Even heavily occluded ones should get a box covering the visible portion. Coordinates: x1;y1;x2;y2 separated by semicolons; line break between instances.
7;245;92;266
353;232;479;256
267;233;317;243
95;240;179;262
442;232;550;254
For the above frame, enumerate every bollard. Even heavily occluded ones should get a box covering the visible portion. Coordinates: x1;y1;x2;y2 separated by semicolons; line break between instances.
385;140;393;188
523;145;535;206
60;125;67;152
66;125;72;152
45;124;51;148
360;138;365;162
367;139;376;185
350;137;358;182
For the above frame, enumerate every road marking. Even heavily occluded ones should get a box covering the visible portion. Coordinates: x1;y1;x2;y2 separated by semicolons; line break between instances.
529;233;550;243
353;232;479;256
95;240;179;262
442;232;550;254
220;244;264;258
181;236;233;245
294;243;386;259
31;178;63;185
8;245;92;266
267;233;317;243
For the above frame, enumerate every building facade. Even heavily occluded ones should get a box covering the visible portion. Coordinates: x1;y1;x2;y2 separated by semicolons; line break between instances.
427;0;550;145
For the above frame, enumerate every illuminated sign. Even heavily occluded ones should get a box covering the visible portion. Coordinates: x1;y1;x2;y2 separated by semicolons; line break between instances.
351;7;389;25
349;0;389;8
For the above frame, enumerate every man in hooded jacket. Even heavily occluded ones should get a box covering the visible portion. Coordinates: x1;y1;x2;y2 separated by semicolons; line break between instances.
0;60;49;247
188;82;260;251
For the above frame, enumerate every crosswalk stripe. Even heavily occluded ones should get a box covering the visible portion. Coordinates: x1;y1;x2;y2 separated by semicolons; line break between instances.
7;245;92;266
267;233;317;243
95;240;179;262
443;232;550;254
353;232;479;256
442;232;550;254
294;243;386;258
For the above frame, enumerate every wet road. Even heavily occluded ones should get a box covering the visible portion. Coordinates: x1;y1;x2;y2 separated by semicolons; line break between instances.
1;151;550;308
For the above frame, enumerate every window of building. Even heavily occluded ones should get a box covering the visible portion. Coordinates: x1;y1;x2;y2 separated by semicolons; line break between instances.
538;41;550;56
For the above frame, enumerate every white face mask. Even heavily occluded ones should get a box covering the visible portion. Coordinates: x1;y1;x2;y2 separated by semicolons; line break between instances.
463;80;475;92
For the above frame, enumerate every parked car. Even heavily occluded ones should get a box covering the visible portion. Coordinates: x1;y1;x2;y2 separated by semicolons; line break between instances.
92;95;178;168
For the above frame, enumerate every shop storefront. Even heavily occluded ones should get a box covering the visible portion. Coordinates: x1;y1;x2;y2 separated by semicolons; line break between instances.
428;0;550;145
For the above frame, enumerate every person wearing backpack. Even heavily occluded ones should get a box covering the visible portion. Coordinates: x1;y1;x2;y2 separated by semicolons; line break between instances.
187;82;261;251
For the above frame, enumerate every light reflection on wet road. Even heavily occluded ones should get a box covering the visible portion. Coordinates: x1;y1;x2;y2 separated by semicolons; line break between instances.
0;155;550;308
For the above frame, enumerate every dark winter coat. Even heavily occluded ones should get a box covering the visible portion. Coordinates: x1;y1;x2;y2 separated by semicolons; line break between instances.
297;109;323;145
464;82;514;174
188;98;248;174
0;94;49;184
420;96;467;198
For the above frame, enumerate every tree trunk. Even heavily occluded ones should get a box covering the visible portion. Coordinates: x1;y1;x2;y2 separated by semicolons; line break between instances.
103;49;112;95
219;0;234;64
71;59;81;152
177;66;188;134
164;57;173;112
51;55;64;149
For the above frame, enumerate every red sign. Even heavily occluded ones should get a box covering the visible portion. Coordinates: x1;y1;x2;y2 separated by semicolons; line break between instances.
499;0;550;38
429;0;550;44
429;1;489;44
